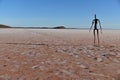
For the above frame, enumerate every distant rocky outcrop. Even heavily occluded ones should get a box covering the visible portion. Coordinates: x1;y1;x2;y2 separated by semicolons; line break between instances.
53;26;66;29
0;24;11;28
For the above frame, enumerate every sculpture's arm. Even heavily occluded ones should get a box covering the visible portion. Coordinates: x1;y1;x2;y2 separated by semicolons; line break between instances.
98;20;102;33
89;20;94;32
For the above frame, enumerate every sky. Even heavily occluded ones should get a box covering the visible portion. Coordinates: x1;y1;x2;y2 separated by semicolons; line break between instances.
0;0;120;29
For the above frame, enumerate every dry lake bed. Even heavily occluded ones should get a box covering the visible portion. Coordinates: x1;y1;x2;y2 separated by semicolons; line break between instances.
0;29;120;80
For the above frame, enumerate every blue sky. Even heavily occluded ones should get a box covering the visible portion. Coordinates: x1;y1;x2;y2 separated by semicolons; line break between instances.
0;0;120;28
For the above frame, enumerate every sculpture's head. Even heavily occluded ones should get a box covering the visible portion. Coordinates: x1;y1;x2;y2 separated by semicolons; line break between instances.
94;14;96;19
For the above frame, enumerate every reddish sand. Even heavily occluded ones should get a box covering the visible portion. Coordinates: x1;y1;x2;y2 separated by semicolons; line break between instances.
0;29;120;80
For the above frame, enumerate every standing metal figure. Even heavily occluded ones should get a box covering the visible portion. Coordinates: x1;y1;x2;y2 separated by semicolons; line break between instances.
89;14;102;45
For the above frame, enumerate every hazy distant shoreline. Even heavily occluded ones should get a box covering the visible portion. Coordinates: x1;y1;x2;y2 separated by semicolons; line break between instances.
11;27;120;30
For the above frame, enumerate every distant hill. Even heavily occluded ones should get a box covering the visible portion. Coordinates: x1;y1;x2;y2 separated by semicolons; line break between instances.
0;24;11;28
53;26;66;29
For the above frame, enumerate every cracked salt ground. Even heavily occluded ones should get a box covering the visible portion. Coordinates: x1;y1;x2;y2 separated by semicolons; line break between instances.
55;45;100;57
0;29;120;80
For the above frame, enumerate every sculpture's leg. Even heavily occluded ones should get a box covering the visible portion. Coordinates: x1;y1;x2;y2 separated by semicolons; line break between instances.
93;29;96;45
97;29;99;45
